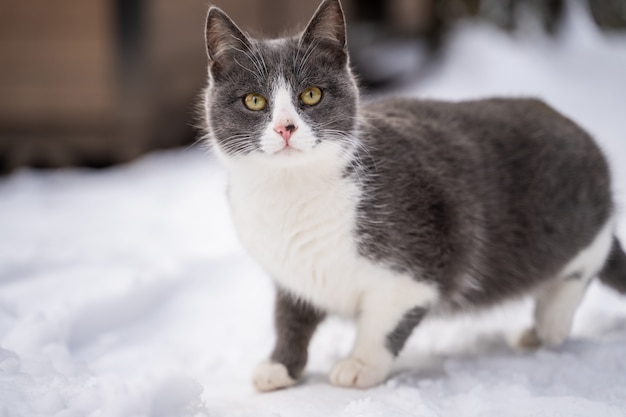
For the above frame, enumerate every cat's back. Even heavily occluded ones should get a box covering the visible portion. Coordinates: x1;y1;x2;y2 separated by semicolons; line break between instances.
359;96;609;198
359;96;610;205
362;96;594;152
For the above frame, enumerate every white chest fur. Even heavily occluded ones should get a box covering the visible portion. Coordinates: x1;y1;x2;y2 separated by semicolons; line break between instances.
228;156;368;315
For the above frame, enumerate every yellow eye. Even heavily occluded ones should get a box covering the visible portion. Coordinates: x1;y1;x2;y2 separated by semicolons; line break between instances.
300;86;322;106
243;93;267;111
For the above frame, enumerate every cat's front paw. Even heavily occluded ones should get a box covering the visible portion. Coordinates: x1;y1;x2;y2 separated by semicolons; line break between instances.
329;357;389;389
253;361;296;392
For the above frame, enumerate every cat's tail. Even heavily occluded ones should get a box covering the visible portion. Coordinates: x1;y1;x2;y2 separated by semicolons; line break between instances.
599;236;626;294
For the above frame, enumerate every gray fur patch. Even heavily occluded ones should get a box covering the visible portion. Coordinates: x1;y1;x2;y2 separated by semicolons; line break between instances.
565;272;583;281
599;237;626;294
385;307;427;356
270;288;325;379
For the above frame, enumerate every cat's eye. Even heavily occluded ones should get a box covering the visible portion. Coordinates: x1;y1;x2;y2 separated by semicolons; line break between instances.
300;87;323;106
243;93;267;111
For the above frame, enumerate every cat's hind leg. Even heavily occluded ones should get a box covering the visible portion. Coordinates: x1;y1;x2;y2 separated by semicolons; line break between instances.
329;277;437;388
518;220;614;349
518;274;594;348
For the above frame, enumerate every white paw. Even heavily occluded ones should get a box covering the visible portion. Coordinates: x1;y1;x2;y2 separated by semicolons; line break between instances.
329;357;389;389
252;361;296;392
514;327;542;351
536;320;570;347
515;323;569;351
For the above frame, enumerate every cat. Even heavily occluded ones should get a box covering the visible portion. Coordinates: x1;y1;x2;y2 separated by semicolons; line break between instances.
202;0;626;391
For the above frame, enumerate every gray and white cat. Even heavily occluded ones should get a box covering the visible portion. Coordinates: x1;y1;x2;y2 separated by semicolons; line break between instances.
202;0;626;391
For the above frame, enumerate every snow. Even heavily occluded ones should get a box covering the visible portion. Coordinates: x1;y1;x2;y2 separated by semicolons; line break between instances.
2;4;626;417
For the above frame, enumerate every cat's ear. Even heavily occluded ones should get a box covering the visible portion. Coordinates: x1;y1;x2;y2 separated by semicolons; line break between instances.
205;7;251;64
301;0;347;49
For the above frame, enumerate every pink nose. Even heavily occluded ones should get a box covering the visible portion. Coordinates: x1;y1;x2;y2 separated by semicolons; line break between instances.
274;123;297;142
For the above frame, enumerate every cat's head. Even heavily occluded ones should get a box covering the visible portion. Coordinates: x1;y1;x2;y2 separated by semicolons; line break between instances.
203;0;359;168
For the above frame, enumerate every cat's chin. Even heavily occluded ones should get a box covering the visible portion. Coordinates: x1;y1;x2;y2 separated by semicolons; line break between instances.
274;146;302;156
267;147;313;166
229;141;345;171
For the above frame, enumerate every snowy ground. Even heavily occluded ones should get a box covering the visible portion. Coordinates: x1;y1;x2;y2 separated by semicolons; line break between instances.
2;4;626;417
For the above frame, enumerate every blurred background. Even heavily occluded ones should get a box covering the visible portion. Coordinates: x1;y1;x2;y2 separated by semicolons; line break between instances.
1;0;625;173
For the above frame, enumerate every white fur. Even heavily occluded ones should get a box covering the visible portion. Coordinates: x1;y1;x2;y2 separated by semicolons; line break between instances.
520;217;614;348
259;80;318;155
224;78;439;387
253;361;295;392
330;357;390;388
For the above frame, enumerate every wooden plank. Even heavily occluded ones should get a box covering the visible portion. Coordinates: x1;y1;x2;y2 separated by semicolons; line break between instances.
0;0;114;124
